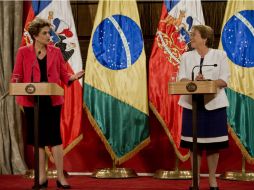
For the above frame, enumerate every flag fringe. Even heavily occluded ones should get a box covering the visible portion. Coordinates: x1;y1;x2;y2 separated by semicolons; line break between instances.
118;137;150;165
83;102;150;165
149;102;190;162
45;134;84;164
228;125;254;165
63;134;83;155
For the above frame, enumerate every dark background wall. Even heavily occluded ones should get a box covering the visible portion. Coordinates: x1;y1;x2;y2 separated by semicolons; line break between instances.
70;0;227;67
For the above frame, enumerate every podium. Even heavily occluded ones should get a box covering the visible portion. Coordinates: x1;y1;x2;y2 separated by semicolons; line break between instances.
9;83;64;190
169;81;217;190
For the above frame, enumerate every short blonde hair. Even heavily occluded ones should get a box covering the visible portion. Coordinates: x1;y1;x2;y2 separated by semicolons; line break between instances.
28;18;51;40
192;25;214;48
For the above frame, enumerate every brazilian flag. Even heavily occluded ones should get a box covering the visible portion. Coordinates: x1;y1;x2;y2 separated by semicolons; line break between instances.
219;0;254;164
84;0;149;165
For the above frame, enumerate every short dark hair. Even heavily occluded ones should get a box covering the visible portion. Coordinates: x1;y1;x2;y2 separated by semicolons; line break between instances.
27;17;51;41
192;25;214;48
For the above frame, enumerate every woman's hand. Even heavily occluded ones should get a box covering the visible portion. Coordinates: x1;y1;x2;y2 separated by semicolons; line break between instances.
75;70;85;79
215;79;227;89
195;73;205;81
70;70;85;81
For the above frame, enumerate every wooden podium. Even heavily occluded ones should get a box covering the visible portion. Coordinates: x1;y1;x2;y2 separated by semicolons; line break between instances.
9;83;64;190
169;81;217;190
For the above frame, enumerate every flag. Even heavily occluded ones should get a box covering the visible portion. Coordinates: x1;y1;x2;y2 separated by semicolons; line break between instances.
219;0;254;164
84;0;149;165
149;0;204;161
23;0;83;155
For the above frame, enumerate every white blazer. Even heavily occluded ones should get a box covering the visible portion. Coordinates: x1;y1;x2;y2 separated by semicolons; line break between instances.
178;49;230;110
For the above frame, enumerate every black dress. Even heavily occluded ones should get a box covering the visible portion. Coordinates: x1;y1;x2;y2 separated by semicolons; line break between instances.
24;56;62;147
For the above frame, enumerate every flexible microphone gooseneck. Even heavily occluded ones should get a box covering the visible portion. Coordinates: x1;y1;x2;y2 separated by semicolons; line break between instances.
199;57;204;75
191;64;217;81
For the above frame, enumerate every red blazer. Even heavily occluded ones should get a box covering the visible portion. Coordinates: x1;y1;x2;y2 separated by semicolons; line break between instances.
11;45;71;107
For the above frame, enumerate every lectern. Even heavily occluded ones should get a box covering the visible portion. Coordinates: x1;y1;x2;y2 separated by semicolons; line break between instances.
169;81;217;190
9;83;64;190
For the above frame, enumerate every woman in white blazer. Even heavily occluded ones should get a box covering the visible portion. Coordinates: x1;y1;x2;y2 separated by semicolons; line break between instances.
178;25;230;190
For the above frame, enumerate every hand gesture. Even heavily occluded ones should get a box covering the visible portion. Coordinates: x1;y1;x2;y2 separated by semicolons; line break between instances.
70;70;85;81
195;73;205;81
75;70;85;79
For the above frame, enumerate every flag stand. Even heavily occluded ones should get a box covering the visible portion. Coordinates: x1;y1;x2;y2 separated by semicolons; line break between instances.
24;153;57;179
45;153;57;179
220;156;254;181
24;150;69;179
91;160;138;178
153;157;192;179
24;150;54;179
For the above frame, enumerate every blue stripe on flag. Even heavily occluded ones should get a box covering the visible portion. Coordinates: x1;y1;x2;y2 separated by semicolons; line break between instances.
32;0;51;15
164;0;180;12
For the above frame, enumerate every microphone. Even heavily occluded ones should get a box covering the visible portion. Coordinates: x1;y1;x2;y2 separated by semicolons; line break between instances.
191;64;217;81
199;57;204;75
31;51;41;82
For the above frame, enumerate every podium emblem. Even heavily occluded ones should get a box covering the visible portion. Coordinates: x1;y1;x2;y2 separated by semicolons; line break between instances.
25;84;36;94
186;82;197;92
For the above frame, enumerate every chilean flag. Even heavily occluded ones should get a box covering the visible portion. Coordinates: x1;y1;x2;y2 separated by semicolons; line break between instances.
149;0;204;162
22;0;83;155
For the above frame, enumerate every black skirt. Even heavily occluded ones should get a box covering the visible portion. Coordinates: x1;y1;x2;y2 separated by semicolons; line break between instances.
24;96;62;147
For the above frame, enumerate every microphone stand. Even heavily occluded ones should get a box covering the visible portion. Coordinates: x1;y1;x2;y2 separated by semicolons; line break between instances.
32;52;40;190
191;85;199;190
190;63;217;190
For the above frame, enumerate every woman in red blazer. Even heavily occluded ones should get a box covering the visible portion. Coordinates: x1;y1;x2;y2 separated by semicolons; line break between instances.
12;18;84;189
